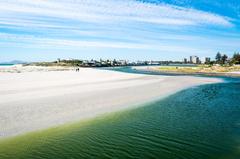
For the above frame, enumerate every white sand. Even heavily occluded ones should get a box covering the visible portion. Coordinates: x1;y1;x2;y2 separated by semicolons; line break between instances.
228;71;240;74
0;67;222;138
0;65;73;73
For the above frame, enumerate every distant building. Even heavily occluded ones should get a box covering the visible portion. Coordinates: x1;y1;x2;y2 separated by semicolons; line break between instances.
149;61;160;65
205;57;211;64
190;56;200;64
183;58;188;64
136;61;146;65
119;60;128;66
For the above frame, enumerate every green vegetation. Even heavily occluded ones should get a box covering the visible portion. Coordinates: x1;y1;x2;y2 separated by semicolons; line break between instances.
170;52;240;75
25;59;129;67
156;65;240;75
24;59;84;67
231;52;240;65
213;52;240;65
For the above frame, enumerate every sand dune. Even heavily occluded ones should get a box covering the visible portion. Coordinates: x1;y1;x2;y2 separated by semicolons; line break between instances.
0;68;222;138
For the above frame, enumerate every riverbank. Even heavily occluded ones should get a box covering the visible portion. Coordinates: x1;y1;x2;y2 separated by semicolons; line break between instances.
133;65;240;77
0;67;222;138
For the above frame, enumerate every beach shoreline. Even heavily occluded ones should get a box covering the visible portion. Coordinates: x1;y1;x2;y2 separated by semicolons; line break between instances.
0;66;223;138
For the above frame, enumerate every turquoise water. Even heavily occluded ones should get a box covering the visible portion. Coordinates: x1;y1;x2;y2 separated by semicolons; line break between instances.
0;67;240;159
0;64;14;66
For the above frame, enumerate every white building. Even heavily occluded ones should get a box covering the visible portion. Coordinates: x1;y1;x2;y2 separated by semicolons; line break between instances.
190;56;200;64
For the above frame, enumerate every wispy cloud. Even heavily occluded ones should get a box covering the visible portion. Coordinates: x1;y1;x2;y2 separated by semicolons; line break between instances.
0;0;238;62
0;0;232;28
3;32;239;57
0;0;234;48
0;33;151;49
0;32;208;54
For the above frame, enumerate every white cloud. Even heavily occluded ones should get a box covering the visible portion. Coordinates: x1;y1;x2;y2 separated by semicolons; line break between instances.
0;0;236;58
0;33;223;55
0;0;232;28
0;32;189;53
0;33;150;49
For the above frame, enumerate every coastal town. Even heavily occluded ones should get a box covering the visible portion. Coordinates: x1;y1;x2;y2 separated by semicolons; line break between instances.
25;52;240;67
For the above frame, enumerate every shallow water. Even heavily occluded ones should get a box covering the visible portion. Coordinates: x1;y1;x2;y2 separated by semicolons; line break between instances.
101;66;240;80
0;64;14;67
0;80;240;159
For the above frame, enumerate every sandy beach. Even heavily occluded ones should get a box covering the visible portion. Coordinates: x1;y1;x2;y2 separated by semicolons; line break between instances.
0;67;222;138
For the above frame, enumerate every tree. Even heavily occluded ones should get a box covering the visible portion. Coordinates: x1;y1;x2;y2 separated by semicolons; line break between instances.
221;54;228;64
215;52;222;64
113;59;117;66
232;52;240;64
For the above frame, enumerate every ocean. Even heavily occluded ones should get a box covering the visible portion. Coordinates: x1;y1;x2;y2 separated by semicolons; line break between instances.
0;67;239;159
0;64;14;66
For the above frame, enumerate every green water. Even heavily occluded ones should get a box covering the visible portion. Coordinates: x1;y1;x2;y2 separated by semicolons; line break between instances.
0;64;14;66
0;81;240;159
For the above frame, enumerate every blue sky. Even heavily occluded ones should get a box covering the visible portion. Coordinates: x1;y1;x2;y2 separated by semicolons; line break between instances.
0;0;239;62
